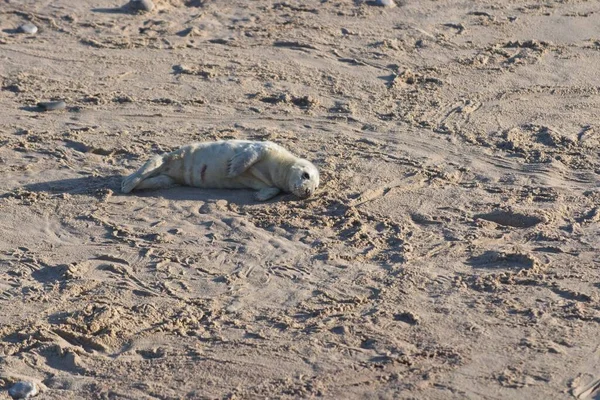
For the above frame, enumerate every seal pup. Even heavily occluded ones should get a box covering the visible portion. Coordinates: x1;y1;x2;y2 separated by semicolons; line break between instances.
121;140;320;201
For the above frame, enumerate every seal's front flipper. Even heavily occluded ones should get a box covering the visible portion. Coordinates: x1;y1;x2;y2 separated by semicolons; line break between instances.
255;187;281;201
227;144;269;177
122;154;167;193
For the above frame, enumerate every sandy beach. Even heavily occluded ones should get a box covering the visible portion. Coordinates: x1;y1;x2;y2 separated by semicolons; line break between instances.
1;0;600;398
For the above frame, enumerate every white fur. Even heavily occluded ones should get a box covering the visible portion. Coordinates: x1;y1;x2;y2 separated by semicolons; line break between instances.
121;140;320;201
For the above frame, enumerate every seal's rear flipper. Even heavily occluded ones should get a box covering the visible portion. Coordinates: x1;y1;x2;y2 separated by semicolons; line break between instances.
121;154;167;193
133;175;176;191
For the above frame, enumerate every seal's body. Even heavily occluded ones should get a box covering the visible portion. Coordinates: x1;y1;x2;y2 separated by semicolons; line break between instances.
121;140;319;201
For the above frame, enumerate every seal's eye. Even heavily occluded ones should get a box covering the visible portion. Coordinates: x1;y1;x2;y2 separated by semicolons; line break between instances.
302;172;310;180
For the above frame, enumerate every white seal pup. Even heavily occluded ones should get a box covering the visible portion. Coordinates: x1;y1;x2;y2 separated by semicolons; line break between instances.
121;140;320;201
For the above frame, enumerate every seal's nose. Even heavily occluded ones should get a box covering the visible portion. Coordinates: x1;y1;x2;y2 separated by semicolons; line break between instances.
296;186;313;199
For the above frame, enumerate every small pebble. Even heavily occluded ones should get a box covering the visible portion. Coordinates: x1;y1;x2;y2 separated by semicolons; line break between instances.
8;381;38;399
177;27;202;37
19;23;38;34
376;0;396;7
128;0;154;12
37;100;66;111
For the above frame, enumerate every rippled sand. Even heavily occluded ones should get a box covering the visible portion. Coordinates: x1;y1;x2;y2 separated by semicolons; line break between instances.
1;1;599;398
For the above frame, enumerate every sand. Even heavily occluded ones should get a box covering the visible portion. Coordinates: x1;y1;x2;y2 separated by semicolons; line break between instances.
1;0;599;399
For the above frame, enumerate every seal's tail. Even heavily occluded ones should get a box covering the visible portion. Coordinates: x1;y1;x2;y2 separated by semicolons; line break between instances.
121;154;168;193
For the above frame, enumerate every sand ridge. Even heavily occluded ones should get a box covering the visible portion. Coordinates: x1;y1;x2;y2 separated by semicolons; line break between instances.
1;0;600;398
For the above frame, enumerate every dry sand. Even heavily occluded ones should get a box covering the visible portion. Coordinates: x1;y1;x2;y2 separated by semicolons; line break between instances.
1;0;600;399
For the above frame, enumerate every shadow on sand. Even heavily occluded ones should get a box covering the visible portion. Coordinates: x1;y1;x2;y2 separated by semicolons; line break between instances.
21;175;295;206
91;6;134;14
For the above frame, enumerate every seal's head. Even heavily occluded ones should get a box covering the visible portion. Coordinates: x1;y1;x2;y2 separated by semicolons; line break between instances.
288;159;320;198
